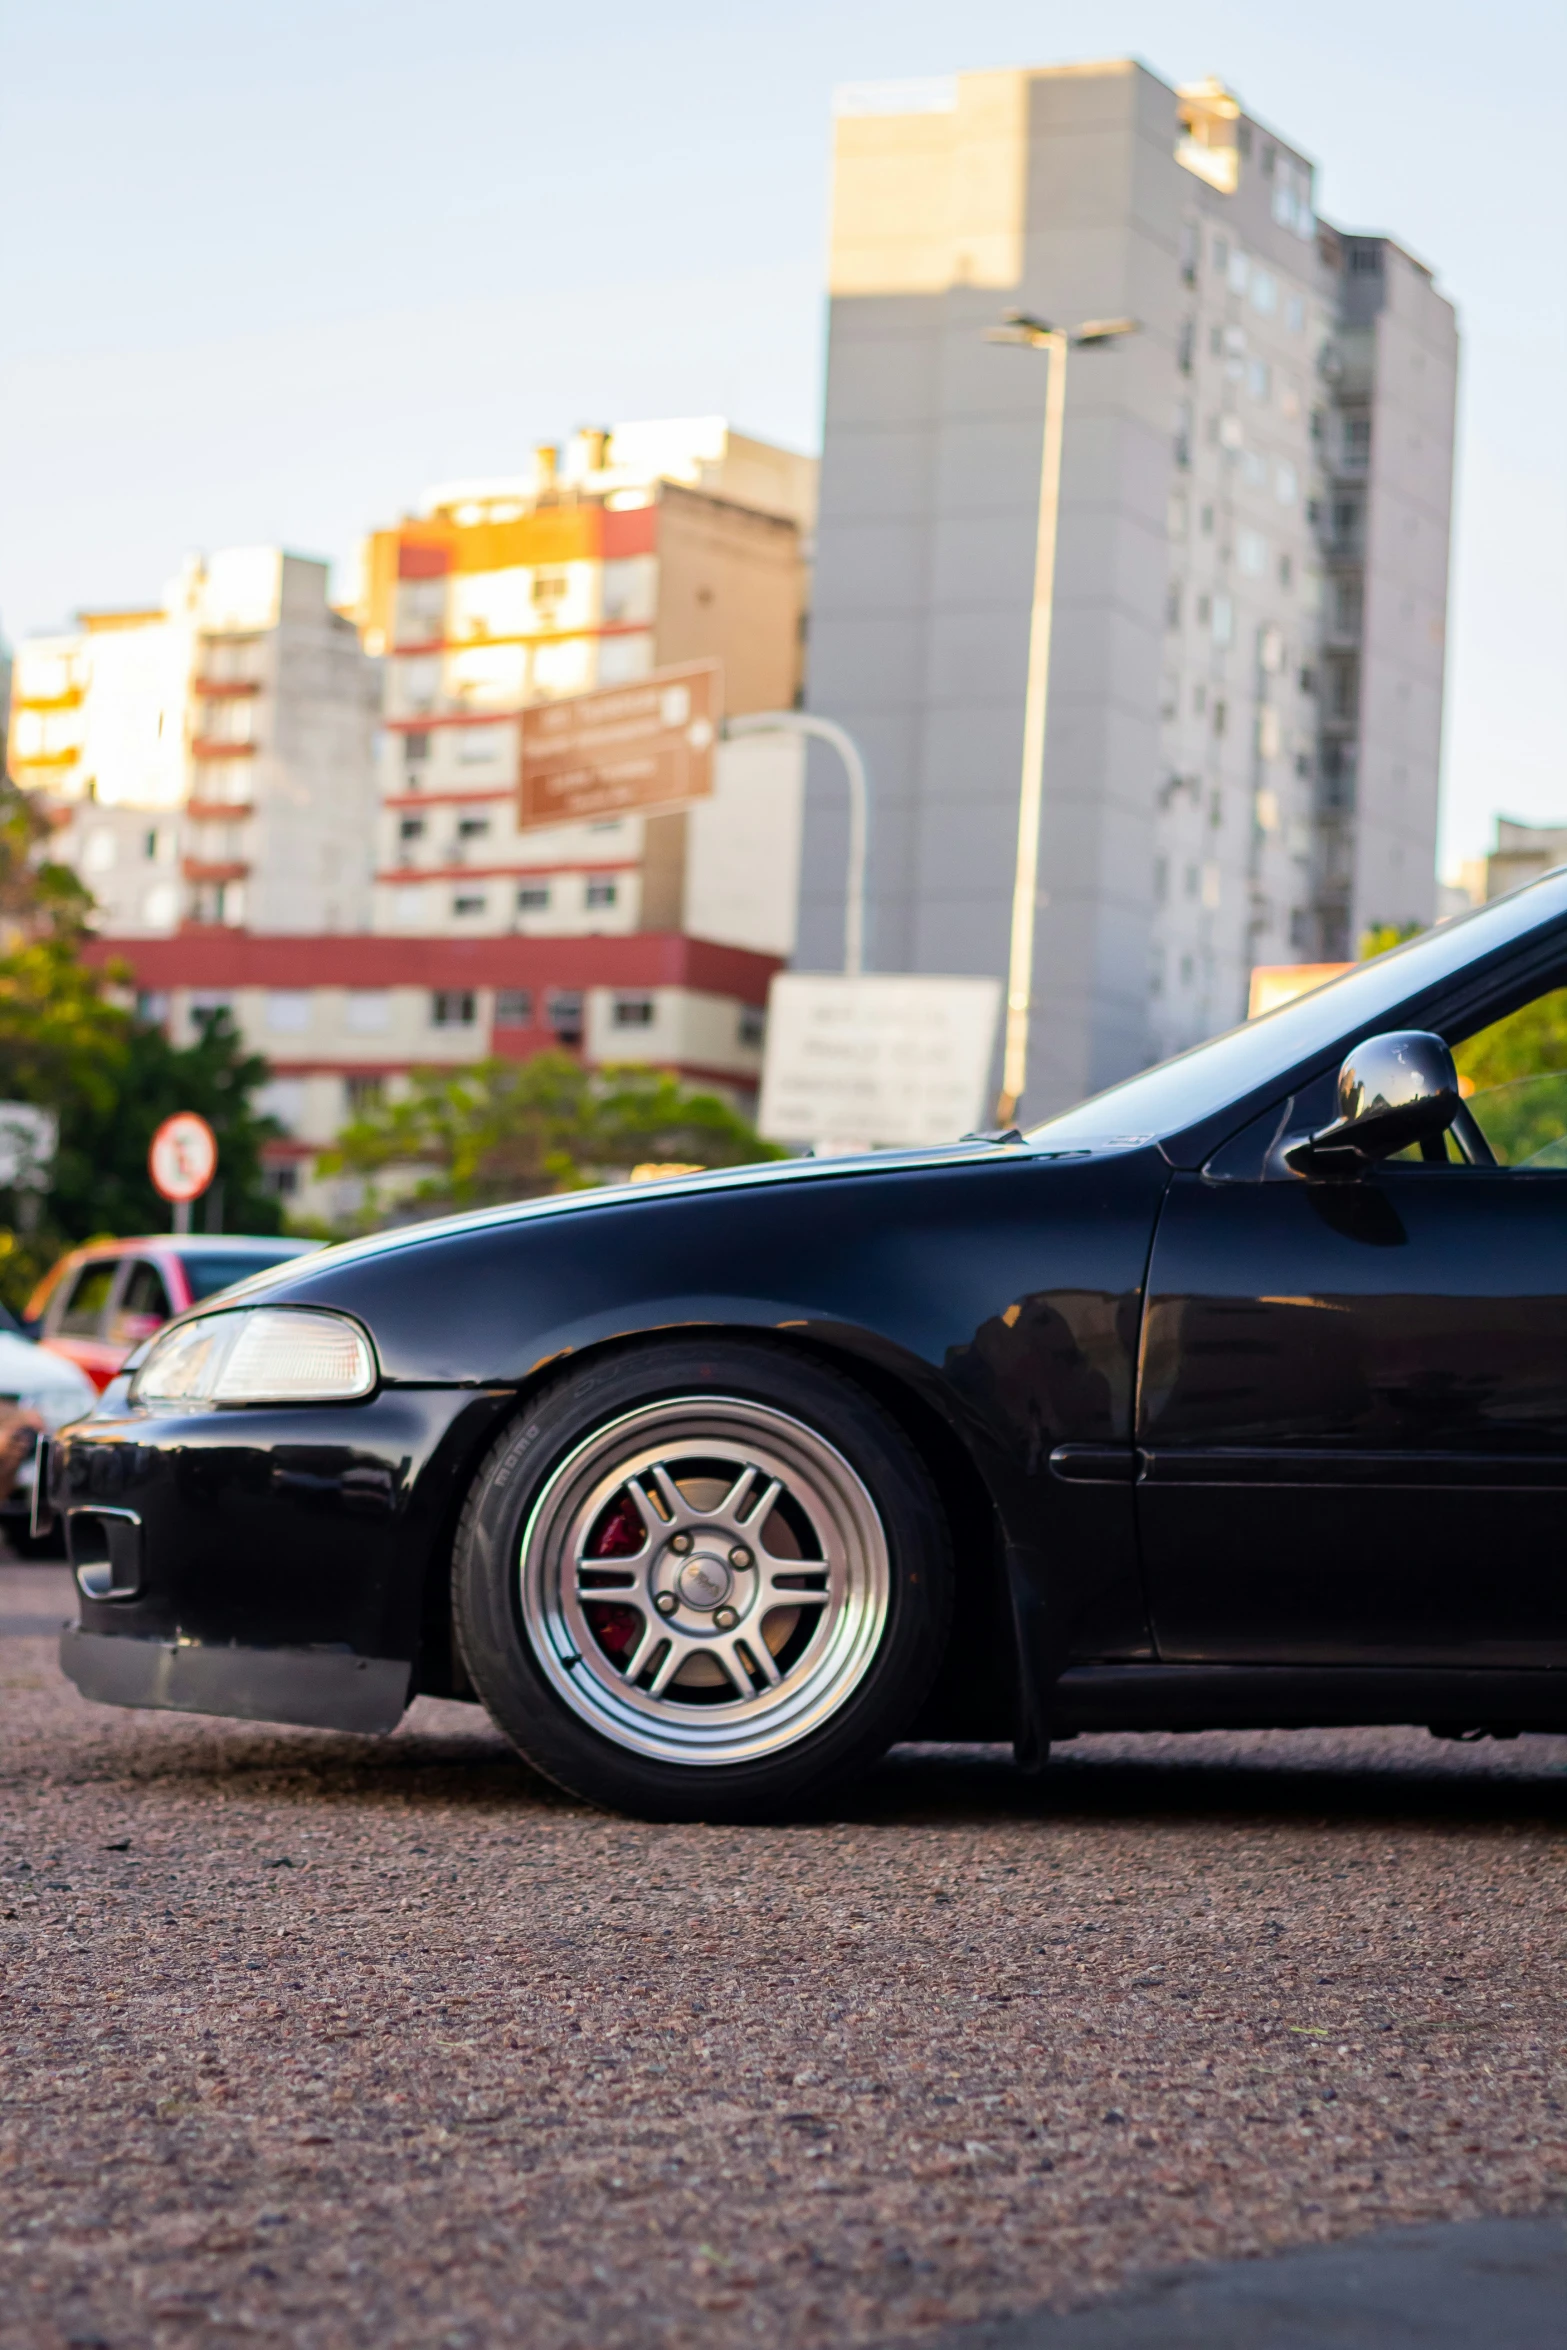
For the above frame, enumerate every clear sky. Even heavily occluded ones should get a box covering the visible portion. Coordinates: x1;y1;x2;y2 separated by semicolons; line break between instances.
2;0;1562;873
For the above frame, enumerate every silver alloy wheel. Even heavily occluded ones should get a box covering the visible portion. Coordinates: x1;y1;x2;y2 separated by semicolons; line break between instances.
517;1396;892;1766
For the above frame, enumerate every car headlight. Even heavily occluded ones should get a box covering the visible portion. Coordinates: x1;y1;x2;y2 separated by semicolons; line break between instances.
131;1308;377;1406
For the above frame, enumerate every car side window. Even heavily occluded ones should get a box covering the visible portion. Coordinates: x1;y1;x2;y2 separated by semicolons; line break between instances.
1450;986;1567;1168
119;1262;172;1321
57;1262;118;1337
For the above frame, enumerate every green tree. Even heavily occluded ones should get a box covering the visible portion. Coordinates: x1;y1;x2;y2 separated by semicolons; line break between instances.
1452;989;1567;1167
0;773;95;948
1358;920;1424;960
0;939;281;1309
322;1050;782;1218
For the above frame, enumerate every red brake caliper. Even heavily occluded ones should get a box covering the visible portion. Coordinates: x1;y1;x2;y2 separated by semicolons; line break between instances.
584;1492;645;1659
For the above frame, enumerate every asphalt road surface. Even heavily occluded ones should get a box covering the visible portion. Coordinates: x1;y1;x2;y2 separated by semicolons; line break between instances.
3;1559;1566;2349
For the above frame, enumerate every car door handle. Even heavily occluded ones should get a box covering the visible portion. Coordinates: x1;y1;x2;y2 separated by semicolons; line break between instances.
1049;1445;1141;1484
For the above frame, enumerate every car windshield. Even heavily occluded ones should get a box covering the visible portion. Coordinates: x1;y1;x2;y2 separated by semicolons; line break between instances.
179;1248;306;1303
1028;875;1567;1148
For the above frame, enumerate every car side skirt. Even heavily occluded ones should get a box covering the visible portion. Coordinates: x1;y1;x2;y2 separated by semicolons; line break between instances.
1051;1662;1567;1733
59;1627;411;1734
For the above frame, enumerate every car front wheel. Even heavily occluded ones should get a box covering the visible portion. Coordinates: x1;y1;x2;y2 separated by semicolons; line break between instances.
452;1340;953;1820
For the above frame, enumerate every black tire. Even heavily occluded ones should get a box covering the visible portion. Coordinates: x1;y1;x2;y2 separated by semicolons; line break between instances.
451;1339;953;1821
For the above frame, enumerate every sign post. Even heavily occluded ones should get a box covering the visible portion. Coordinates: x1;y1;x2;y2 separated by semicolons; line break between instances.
149;1113;218;1236
758;975;1003;1156
518;661;720;830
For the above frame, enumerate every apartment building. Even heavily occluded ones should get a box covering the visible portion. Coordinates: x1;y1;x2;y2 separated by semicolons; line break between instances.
6;548;380;935
802;63;1457;1115
91;929;780;1223
357;417;814;949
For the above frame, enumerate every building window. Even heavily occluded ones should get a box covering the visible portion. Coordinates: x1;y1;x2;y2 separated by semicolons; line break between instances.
431;990;477;1028
137;989;171;1027
1237;530;1267;577
457;815;490;839
399;815;425;841
611;993;654;1029
344;1074;384;1117
265;991;311;1034
516;882;551;913
1349;244;1383;275
1213;699;1228;736
263;1164;301;1200
345;991;391;1033
1344;415;1372;465
1165;583;1181;630
494;989;533;1029
585;878;618;910
1286;294;1305;334
1246;358;1271;401
189;991;234;1031
405;731;431;765
452;892;488;918
739;1005;766;1050
547;989;583;1044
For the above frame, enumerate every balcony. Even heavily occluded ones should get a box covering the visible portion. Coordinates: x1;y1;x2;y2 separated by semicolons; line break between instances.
185;799;254;824
189;737;257;760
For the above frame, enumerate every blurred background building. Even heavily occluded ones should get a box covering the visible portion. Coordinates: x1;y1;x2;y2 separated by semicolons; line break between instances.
7;420;816;1215
356;418;812;951
800;60;1458;1117
6;549;379;936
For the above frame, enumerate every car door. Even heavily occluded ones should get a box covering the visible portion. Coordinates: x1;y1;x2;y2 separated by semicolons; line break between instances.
106;1258;174;1365
43;1256;126;1391
1136;979;1567;1669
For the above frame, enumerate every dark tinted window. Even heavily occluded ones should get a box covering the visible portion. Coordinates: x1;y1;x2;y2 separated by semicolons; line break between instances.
120;1261;173;1321
58;1262;118;1336
1030;876;1567;1149
179;1249;300;1303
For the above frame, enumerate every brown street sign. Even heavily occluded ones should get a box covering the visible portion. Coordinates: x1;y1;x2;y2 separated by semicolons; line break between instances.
518;660;722;830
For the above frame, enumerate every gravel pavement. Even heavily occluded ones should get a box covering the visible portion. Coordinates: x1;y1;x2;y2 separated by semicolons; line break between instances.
3;1556;1566;2349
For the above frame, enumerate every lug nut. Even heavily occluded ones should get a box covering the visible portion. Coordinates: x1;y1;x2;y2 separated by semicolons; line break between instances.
654;1591;679;1616
713;1605;739;1630
669;1532;693;1554
729;1546;752;1570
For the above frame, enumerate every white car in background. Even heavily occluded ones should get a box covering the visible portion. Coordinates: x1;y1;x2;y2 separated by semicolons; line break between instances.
0;1322;97;1553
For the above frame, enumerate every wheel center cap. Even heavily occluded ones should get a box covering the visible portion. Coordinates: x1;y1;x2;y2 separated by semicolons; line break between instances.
675;1551;734;1612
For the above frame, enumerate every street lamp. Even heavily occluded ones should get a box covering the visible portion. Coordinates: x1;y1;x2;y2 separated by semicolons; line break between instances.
722;710;870;977
986;309;1139;1124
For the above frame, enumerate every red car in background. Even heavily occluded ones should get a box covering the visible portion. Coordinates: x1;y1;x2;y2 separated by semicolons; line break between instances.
26;1235;322;1390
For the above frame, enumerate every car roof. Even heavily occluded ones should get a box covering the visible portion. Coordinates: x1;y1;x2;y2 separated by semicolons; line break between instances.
68;1235;318;1258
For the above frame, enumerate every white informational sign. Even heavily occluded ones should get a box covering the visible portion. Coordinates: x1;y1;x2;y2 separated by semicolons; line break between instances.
758;974;1004;1152
0;1103;58;1192
149;1112;218;1203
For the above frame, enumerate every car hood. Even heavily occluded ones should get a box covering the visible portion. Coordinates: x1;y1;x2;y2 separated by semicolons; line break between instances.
227;1135;1133;1297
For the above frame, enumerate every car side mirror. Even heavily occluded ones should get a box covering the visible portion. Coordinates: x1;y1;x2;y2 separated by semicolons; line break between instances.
1285;1030;1459;1179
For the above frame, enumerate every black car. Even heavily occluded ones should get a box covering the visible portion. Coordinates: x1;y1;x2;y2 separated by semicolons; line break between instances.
51;874;1567;1817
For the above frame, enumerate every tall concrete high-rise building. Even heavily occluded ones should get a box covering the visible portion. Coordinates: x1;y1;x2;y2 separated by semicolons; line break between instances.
801;62;1458;1116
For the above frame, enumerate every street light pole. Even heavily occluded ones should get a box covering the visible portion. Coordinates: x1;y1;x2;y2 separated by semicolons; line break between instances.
986;311;1139;1125
722;710;870;977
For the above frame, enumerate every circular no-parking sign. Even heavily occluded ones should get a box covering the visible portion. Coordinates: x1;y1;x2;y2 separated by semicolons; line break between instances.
149;1112;218;1203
